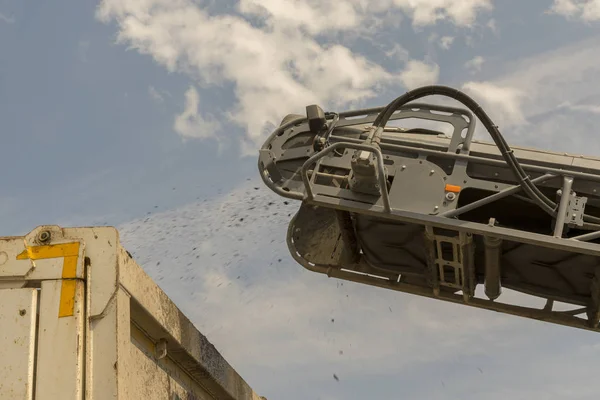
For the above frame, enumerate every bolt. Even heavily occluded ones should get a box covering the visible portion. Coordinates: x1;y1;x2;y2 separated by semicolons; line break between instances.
401;165;406;170
38;231;51;243
430;170;435;175
445;192;456;201
433;206;439;212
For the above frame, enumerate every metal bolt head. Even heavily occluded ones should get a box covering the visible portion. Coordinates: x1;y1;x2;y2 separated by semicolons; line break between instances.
433;206;439;211
401;165;406;170
445;192;456;201
38;230;51;243
430;170;435;175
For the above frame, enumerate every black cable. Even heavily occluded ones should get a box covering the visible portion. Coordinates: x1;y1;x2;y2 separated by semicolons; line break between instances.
371;85;558;216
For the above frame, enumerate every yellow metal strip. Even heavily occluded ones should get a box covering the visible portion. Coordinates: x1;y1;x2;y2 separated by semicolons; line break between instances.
59;280;77;317
17;242;80;260
16;242;81;318
62;255;78;278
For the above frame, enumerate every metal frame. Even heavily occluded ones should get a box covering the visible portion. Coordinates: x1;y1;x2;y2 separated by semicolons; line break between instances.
260;102;600;333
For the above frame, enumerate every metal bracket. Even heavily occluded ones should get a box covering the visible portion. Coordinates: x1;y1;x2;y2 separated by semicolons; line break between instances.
567;193;587;227
424;227;475;302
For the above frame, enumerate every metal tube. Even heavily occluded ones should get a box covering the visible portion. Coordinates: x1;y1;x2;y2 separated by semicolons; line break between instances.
308;170;348;181
554;176;574;238
441;174;556;218
483;235;503;300
571;230;600;242
329;135;600;184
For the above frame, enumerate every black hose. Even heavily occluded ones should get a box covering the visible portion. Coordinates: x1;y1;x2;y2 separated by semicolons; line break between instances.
371;85;558;216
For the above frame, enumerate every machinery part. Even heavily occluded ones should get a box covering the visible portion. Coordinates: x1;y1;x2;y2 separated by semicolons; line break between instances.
258;85;600;334
306;104;326;133
483;233;502;301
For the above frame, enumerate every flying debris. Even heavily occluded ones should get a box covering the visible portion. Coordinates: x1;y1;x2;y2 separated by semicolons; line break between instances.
258;84;600;334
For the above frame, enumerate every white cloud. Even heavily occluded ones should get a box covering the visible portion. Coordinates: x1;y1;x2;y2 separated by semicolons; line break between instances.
148;86;165;103
439;35;455;49
487;17;498;33
462;81;527;127
238;0;361;35
458;36;600;155
96;0;493;154
173;86;221;140
549;0;600;21
465;55;485;73
96;0;402;152
399;60;440;89
391;0;493;27
384;43;410;62
558;101;600;113
0;12;15;24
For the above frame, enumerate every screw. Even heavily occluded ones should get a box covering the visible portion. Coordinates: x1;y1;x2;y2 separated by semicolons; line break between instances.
401;165;406;170
445;192;456;201
433;206;439;211
38;231;51;243
430;170;435;175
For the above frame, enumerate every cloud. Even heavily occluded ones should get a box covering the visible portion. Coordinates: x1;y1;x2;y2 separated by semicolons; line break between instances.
462;81;527;127
238;0;361;35
440;35;455;49
399;60;440;89
549;0;600;21
558;100;600;114
390;0;493;27
95;0;493;154
385;43;410;62
457;36;600;155
0;12;15;24
465;55;485;73
487;17;498;34
148;85;165;103
173;86;221;140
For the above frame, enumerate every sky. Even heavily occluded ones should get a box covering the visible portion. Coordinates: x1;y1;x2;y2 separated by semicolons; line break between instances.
4;0;600;398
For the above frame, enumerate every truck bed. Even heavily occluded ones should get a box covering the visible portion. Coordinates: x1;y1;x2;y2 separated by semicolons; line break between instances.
0;225;266;400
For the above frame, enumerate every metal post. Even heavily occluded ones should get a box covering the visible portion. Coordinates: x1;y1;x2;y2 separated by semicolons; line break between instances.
570;229;600;242
554;176;574;238
441;174;556;218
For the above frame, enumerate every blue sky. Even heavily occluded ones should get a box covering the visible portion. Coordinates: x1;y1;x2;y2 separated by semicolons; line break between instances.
4;0;600;399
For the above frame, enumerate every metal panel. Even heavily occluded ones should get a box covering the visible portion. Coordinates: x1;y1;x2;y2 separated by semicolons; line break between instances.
0;288;37;400
35;280;85;400
118;247;264;400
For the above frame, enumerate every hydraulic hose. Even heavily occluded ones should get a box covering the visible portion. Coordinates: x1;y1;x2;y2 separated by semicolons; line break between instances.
370;85;558;217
